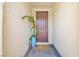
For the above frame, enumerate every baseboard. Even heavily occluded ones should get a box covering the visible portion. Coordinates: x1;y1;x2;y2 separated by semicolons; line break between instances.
24;46;31;57
52;45;61;57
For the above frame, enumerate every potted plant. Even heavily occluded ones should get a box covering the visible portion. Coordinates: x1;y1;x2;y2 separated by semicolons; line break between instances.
21;15;36;48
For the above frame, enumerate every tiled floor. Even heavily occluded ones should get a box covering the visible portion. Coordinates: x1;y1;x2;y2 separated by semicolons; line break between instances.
24;45;61;57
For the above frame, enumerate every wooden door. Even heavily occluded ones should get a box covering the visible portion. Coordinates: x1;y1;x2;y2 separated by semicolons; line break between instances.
36;11;48;42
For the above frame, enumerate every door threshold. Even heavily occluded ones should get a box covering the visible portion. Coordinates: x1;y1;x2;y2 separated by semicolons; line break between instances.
36;42;49;45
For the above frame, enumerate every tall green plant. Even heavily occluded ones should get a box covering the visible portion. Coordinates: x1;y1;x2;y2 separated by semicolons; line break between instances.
21;15;36;36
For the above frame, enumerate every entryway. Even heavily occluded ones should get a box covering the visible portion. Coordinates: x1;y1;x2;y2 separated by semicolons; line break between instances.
3;2;79;57
24;10;59;57
24;10;57;57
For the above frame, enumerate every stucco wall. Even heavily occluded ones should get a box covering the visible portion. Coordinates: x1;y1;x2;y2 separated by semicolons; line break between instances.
53;3;79;57
3;2;32;57
0;3;3;56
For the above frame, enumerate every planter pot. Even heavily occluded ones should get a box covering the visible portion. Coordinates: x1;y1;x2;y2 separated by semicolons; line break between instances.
31;36;36;48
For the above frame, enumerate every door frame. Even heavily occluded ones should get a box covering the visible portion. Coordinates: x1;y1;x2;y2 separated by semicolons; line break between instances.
34;9;50;45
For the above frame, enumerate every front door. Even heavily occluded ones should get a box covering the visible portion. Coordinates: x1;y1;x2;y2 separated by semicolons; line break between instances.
36;11;48;42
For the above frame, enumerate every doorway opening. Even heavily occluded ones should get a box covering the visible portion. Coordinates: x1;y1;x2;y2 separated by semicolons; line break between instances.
36;11;48;45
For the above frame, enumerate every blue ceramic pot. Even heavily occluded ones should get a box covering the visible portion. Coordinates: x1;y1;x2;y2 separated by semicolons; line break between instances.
31;36;36;48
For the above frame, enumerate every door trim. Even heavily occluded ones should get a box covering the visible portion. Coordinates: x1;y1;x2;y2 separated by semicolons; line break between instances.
35;9;50;45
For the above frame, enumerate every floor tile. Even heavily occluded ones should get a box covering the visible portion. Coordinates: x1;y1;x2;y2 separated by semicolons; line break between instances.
24;45;60;57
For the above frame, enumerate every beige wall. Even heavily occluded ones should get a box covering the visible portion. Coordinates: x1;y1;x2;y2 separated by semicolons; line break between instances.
53;3;79;57
3;2;32;57
32;3;54;44
32;2;53;8
0;3;3;56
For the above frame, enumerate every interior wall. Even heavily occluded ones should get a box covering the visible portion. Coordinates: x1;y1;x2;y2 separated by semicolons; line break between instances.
32;3;54;44
0;3;3;56
53;3;79;57
3;2;32;57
